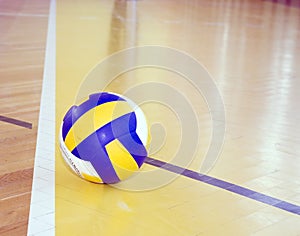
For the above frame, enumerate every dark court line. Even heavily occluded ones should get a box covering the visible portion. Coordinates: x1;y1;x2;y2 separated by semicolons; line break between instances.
0;115;32;129
145;157;300;216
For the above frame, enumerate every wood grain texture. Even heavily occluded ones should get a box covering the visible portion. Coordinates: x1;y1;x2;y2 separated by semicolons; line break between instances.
56;0;300;235
0;0;50;235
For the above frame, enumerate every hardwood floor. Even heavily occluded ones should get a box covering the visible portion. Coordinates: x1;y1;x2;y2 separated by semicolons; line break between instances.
1;0;300;235
0;0;50;235
55;0;300;235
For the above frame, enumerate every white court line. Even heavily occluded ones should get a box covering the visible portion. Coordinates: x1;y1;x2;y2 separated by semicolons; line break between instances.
27;0;55;235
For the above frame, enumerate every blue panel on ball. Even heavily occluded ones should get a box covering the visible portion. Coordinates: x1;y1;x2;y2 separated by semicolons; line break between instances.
109;112;137;140
70;112;138;183
62;92;125;140
71;132;120;183
71;132;101;158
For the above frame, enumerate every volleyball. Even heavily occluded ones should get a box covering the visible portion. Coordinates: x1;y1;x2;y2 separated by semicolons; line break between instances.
59;92;149;184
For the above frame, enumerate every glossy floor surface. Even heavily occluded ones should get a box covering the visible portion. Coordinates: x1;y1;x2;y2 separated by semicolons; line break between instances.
56;0;300;235
1;0;300;235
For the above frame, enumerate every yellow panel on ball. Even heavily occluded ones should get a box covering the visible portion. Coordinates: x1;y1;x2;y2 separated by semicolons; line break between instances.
106;138;139;181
